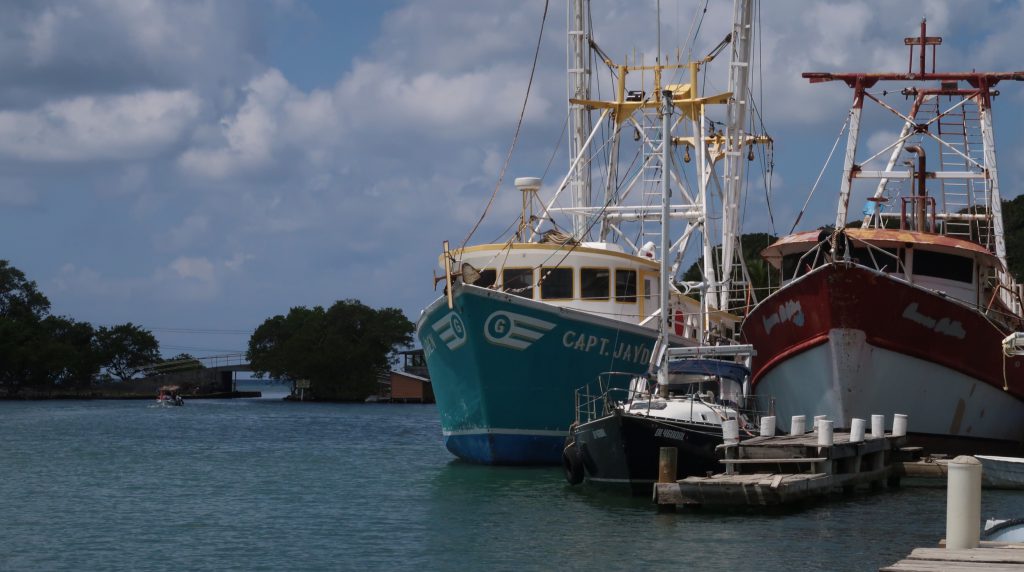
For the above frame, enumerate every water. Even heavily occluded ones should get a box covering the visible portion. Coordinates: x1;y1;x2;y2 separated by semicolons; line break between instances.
2;388;1022;571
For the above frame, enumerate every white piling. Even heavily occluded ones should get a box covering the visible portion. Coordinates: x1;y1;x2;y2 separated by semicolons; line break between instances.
871;414;885;438
946;455;982;550
760;416;776;437
850;418;866;443
817;420;834;447
892;413;908;437
790;415;806;435
722;419;740;445
813;415;827;434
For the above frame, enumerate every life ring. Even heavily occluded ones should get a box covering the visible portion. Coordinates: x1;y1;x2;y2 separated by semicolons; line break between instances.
562;445;584;485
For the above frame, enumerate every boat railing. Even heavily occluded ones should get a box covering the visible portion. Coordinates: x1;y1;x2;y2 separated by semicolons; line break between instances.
574;372;650;426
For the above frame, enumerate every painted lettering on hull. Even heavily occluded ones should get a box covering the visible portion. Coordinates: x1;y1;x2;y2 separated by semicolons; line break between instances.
763;299;805;335
902;302;966;339
654;427;688;441
561;331;652;365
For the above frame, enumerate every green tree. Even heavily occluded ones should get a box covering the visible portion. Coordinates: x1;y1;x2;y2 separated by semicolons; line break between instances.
247;300;414;401
36;316;100;387
95;323;161;382
0;260;55;389
0;260;51;320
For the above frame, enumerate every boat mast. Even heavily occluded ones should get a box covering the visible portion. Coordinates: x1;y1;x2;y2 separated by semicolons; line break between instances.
568;0;592;241
658;87;674;385
716;0;755;311
803;20;1023;310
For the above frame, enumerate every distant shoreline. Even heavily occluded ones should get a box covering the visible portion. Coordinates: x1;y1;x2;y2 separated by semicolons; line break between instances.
0;390;263;401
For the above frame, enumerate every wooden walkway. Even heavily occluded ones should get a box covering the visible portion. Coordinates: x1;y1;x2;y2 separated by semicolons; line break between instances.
882;542;1024;571
653;432;909;508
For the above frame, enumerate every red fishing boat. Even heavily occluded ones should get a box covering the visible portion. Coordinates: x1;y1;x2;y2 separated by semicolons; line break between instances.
742;21;1024;454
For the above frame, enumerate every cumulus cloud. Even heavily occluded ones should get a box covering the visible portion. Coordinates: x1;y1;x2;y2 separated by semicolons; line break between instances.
0;89;201;161
0;1;260;107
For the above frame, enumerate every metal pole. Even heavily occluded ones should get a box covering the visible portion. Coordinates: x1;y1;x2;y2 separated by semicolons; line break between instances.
658;89;674;386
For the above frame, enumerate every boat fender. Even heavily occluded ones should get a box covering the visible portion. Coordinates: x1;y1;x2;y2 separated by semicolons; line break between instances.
562;445;584;485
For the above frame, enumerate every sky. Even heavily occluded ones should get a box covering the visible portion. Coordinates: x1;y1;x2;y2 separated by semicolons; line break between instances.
3;0;1024;359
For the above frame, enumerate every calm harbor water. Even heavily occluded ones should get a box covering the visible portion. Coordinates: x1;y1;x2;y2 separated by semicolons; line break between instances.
2;386;1022;571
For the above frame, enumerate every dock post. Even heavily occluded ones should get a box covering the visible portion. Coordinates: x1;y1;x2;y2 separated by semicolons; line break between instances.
657;447;678;513
892;413;908;437
813;415;827;434
816;419;833;446
871;414;885;438
945;455;981;550
658;447;678;483
850;418;865;443
790;415;806;435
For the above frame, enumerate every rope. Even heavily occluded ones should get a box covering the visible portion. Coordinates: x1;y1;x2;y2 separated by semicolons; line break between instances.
459;0;550;251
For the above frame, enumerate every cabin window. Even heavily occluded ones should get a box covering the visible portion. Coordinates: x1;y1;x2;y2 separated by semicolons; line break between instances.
615;269;637;303
580;268;610;300
850;247;900;272
473;269;496;288
540;267;573;300
502;268;534;298
781;253;808;279
913;250;973;283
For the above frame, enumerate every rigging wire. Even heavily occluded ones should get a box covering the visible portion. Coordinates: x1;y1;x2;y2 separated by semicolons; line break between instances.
754;0;777;236
790;112;851;234
459;0;550;251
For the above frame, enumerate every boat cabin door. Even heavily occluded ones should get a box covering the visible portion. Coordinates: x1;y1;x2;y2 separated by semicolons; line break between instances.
640;271;658;319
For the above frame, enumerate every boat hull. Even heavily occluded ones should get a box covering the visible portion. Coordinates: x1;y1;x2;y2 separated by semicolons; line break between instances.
742;263;1024;455
417;284;658;465
573;410;722;494
977;455;1024;490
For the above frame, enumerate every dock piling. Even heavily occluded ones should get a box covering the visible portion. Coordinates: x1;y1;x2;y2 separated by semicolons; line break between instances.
817;419;834;448
945;455;982;550
850;418;865;443
871;414;885;438
893;413;908;437
658;447;678;484
790;415;806;435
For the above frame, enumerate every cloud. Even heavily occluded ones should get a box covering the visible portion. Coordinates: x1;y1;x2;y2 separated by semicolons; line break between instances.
0;89;201;161
178;69;339;179
162;214;211;251
0;1;261;108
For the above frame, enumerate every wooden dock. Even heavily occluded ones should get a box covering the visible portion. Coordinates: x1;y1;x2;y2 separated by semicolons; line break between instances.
882;542;1024;571
653;432;909;508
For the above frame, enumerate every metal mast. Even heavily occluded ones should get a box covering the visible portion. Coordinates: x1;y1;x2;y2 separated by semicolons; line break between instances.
568;0;592;241
715;0;755;312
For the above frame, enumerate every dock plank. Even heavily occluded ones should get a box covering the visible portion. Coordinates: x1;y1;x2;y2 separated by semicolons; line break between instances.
906;548;1024;564
882;547;1024;571
881;562;1024;571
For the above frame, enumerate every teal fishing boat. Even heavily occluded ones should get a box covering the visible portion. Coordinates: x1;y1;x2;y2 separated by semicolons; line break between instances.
418;0;765;464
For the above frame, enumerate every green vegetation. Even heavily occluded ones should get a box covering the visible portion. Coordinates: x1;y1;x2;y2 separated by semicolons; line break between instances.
94;323;161;382
0;260;162;393
247;300;414;401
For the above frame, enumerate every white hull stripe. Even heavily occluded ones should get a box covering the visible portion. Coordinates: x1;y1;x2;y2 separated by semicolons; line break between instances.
442;428;567;437
586;477;655;484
